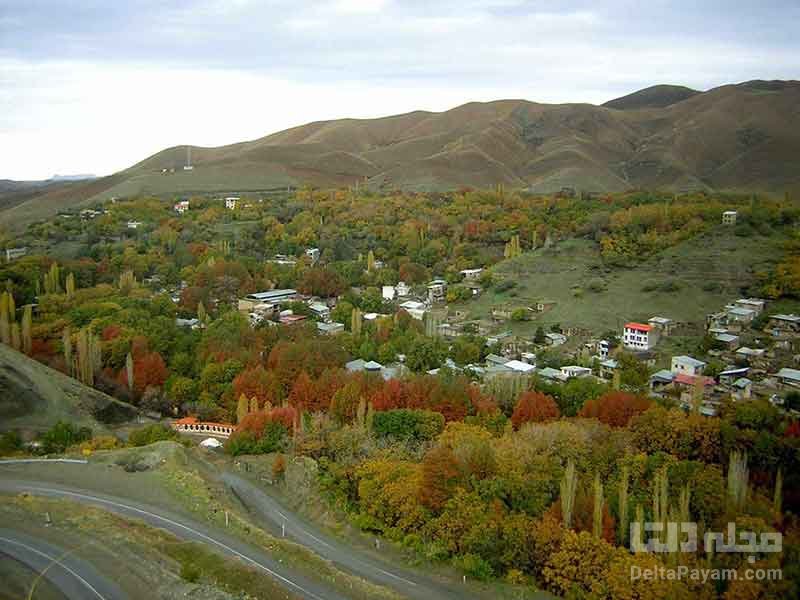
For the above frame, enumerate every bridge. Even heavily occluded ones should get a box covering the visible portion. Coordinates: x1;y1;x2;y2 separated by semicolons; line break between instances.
171;416;235;439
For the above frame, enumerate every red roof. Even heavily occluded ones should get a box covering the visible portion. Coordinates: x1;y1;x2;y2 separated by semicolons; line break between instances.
625;322;652;332
674;373;715;387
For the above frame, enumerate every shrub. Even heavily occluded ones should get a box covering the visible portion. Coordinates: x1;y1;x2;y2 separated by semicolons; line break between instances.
371;409;445;442
0;430;23;456
452;553;494;581
180;562;201;583
495;280;516;293
586;278;606;293
510;308;531;321
39;421;92;454
128;424;178;447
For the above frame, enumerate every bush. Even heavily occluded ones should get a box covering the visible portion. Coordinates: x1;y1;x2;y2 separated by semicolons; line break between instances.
39;421;92;454
495;280;517;293
586;278;606;293
452;553;494;581
0;430;23;456
180;562;202;583
128;424;178;447
226;422;288;456
371;409;445;442
510;308;531;322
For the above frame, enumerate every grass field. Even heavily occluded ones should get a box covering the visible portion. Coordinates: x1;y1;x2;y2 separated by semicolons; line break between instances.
453;226;785;336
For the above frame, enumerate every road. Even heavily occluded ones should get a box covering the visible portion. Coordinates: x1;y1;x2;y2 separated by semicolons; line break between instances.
0;478;352;600
222;471;475;600
0;528;125;600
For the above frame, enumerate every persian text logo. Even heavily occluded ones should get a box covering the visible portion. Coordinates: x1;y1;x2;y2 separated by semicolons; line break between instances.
630;521;782;563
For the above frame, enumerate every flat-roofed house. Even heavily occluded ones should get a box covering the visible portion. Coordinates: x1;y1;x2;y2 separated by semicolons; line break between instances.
238;289;298;313
776;367;800;388
623;322;658;351
671;355;706;376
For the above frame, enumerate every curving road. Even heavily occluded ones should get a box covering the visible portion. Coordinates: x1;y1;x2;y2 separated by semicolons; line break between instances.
0;479;351;600
222;471;475;600
0;529;125;600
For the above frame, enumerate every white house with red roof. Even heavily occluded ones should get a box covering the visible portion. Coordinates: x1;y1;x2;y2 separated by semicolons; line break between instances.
623;322;658;351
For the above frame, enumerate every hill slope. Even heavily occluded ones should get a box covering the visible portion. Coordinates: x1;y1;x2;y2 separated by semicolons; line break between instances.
0;344;138;432
3;80;800;229
602;84;700;110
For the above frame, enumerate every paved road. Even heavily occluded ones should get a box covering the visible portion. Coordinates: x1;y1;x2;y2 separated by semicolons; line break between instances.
222;471;474;600
0;479;351;600
0;528;125;600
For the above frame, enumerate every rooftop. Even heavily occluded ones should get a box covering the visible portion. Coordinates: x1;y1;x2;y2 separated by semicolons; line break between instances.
625;322;652;331
776;367;800;382
673;355;706;367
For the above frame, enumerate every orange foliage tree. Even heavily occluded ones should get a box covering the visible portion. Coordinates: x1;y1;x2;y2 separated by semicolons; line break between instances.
578;391;651;427
511;391;560;428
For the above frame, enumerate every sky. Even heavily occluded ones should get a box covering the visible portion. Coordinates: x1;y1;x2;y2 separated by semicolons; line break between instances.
1;0;798;180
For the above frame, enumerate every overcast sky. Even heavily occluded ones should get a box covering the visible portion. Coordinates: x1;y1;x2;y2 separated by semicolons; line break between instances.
1;0;798;180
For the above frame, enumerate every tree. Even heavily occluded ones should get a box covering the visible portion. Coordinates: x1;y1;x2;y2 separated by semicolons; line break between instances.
288;371;315;412
534;326;546;345
560;459;577;529
65;272;76;297
76;327;101;385
578;391;651;427
351;307;362;337
237;393;249;424
511;391;560;428
330;381;362;424
592;473;604;540
20;304;32;354
419;444;460;511
125;352;135;392
62;327;72;375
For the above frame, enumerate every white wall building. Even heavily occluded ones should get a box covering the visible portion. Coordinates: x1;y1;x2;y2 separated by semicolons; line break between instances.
671;355;706;376
623;322;658;350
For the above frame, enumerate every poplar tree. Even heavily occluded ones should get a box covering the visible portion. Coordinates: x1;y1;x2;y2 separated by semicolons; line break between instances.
592;473;604;540
126;352;135;391
560;459;577;529
21;304;32;354
618;465;629;546
62;327;72;375
65;273;76;298
10;322;21;351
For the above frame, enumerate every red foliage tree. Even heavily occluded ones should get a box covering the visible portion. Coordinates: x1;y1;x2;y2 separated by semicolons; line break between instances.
233;365;281;407
133;352;168;393
785;421;800;438
288;371;315;412
370;378;406;411
101;325;122;341
419;445;461;511
578;391;651;427
511;391;560;428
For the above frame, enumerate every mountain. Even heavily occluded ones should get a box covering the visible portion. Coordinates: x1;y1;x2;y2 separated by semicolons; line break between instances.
2;80;799;229
50;174;97;182
602;84;700;110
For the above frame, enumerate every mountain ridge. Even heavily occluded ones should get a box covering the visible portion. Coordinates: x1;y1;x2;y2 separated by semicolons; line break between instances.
2;80;799;229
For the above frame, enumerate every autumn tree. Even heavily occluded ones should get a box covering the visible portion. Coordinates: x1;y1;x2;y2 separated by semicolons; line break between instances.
511;391;560;428
419;444;461;511
288;371;315;412
578;391;650;427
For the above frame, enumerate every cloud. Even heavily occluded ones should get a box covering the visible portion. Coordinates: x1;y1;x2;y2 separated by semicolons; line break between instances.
0;0;798;179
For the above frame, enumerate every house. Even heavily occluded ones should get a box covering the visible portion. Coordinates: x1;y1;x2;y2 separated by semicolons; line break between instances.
623;322;658;351
671;355;706;376
485;354;509;366
395;281;411;297
707;311;729;330
599;358;619;380
224;196;240;210
317;321;344;335
268;254;297;266
714;333;740;350
308;302;330;321
382;286;396;301
399;300;426;320
722;210;738;225
538;367;566;382
4;247;28;262
505;360;536;374
520;351;537;365
174;200;190;214
427;279;447;303
731;378;753;401
126;221;142;229
279;313;307;326
239;289;298;313
305;248;320;263
536;300;557;313
460;268;483;281
487;331;512;346
725;306;756;325
767;314;800;336
346;358;383;373
650;369;675;392
718;366;749;386
648;316;675;336
175;317;201;330
673;372;716;397
560;365;592;379
545;332;567;347
597;339;610;359
736;347;766;363
735;298;766;315
775;367;800;388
